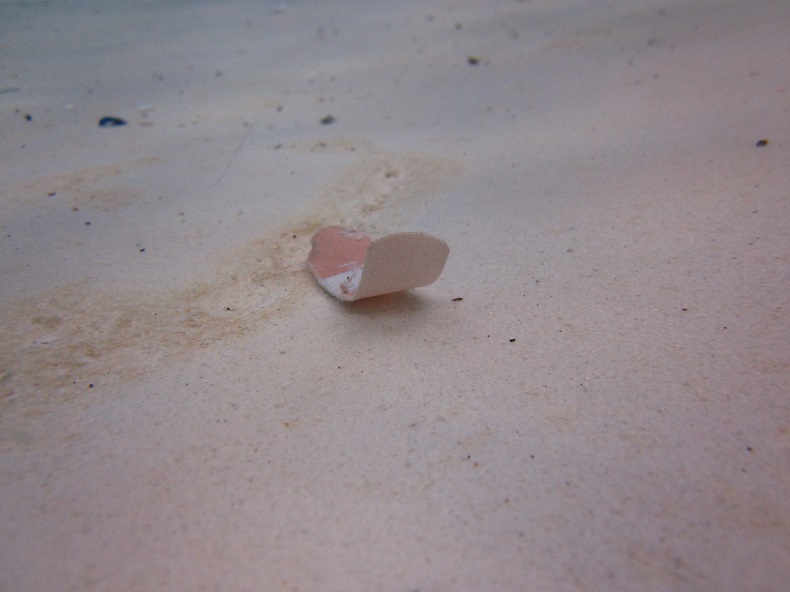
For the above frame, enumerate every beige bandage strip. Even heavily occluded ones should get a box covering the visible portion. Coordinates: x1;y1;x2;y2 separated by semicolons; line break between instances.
307;226;449;301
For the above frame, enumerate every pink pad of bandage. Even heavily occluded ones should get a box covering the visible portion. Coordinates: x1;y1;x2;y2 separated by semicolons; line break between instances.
307;226;449;301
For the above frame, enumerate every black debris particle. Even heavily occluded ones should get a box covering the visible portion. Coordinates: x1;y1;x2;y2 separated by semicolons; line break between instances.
755;138;769;147
452;297;464;301
467;56;479;65
48;192;56;197
98;116;127;127
84;221;91;226
509;338;516;343
320;114;336;125
24;113;32;121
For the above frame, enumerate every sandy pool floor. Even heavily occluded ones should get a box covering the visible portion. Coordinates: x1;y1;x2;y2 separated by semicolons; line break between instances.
1;1;789;590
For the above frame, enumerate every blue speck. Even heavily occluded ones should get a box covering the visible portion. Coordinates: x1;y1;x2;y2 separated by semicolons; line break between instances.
99;116;127;127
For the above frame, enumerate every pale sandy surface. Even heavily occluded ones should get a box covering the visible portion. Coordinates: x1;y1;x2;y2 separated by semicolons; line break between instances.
1;1;789;590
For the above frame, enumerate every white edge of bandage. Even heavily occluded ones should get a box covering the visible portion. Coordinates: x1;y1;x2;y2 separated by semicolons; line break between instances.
316;264;364;302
